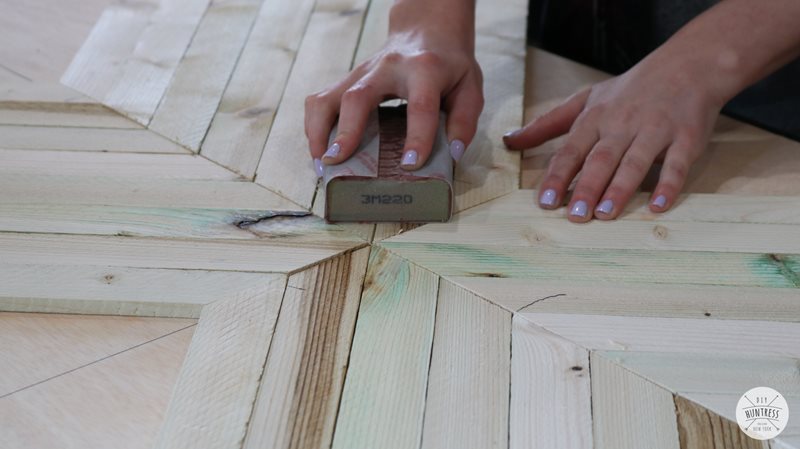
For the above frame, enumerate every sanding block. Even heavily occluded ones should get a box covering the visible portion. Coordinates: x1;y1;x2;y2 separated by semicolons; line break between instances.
323;104;453;223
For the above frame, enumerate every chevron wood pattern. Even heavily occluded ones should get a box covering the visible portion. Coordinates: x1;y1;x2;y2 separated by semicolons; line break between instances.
1;0;799;448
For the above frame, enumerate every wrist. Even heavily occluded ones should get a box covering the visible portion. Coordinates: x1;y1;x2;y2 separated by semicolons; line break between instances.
388;1;475;50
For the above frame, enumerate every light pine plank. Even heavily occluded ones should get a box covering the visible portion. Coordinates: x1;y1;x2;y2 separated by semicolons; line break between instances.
201;0;315;178
61;0;210;124
452;0;525;214
599;352;800;397
683;393;800;440
61;3;159;98
0;265;272;318
352;0;390;63
0;149;239;180
382;242;800;289
0;204;350;241
244;248;369;449
450;277;800;321
674;395;767;449
0;82;139;128
0;233;364;274
331;246;439;449
0;174;296;209
148;0;263;150
420;281;511;449
0;312;194;396
0;125;188;153
522;314;800;358
451;190;800;226
101;0;212;124
0;325;194;449
373;223;422;242
591;353;680;449
510;315;592;449
255;0;369;208
153;277;285;449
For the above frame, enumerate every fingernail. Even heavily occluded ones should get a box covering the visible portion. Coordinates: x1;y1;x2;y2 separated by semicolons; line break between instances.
652;194;667;208
503;129;521;139
323;142;340;160
450;140;465;162
539;189;557;207
570;200;588;218
314;158;323;177
401;150;418;169
596;199;614;215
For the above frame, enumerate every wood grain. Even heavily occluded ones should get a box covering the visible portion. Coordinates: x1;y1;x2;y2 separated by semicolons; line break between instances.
244;248;369;449
153;277;285;449
420;281;511;449
510;315;592;449
0;125;187;153
331;246;439;449
674;395;767;449
591;353;680;449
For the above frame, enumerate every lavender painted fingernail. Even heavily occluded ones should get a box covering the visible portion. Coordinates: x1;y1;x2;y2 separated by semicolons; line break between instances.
570;200;588;218
401;150;418;169
323;142;340;159
314;158;323;177
539;189;557;207
596;199;614;215
450;140;465;162
652;194;667;208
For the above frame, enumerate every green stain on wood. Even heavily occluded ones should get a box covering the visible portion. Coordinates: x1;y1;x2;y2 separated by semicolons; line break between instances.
750;253;800;288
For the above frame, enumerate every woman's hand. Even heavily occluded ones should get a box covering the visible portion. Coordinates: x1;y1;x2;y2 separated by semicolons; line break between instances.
305;1;482;176
504;56;722;222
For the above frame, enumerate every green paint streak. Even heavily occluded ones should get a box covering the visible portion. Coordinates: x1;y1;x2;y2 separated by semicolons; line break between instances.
750;254;800;288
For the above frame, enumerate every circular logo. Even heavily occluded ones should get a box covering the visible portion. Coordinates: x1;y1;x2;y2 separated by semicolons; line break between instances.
736;386;789;440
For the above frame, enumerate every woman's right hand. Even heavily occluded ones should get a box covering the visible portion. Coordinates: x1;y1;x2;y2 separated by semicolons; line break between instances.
304;3;483;176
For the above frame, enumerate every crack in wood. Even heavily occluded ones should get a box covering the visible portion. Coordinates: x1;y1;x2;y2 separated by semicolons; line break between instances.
516;293;567;312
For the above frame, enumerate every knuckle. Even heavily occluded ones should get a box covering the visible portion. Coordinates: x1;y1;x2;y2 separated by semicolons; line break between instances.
666;160;689;180
619;153;651;174
556;143;583;161
411;51;442;68
342;85;370;102
380;51;403;66
585;145;618;167
408;94;440;114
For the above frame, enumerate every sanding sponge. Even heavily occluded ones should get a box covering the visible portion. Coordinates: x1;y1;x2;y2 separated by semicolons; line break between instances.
323;104;453;223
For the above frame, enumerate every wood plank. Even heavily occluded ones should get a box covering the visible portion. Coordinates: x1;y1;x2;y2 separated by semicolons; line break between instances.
523;314;800;358
600;351;800;397
0;83;139;128
201;0;315;178
450;190;800;226
244;248;369;449
0;204;348;241
153;277;285;449
0;312;194;396
0;265;272;318
0;125;188;153
62;0;210;124
420;281;511;449
591;353;681;449
683;393;800;441
0;0;116;82
0;325;194;449
674;395;768;449
452;0;526;213
0;174;296;209
0;233;364;274
382;242;800;289
149;0;263;150
450;277;800;321
331;246;439;449
509;315;592;449
0;149;239;180
255;0;369;208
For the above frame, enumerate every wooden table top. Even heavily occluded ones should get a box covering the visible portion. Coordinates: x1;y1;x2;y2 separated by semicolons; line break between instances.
1;0;798;448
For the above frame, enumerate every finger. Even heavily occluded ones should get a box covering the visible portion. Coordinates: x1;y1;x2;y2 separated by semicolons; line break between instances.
650;141;696;212
444;69;484;163
536;109;601;210
401;73;443;170
503;88;591;151
566;135;632;223
594;126;671;220
305;65;369;160
323;73;393;165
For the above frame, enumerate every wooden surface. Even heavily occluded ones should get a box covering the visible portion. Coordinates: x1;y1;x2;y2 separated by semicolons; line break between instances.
1;0;799;448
